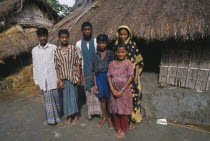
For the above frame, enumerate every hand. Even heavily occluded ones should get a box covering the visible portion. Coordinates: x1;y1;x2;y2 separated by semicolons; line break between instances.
35;84;40;91
57;80;65;89
116;90;123;97
134;76;138;84
77;79;81;86
111;88;118;96
94;85;99;94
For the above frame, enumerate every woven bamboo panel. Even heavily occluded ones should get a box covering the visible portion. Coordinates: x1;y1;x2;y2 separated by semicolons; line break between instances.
159;45;210;91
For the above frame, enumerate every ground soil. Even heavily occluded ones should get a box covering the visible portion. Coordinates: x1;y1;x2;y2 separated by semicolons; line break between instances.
0;90;210;141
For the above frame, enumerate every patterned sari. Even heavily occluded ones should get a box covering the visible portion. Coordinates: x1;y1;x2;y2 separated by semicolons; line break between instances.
115;25;144;123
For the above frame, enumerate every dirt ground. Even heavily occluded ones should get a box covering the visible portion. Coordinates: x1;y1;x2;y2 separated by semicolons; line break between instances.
0;90;210;141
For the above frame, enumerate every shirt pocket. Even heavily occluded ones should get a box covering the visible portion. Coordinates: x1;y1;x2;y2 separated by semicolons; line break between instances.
46;50;55;64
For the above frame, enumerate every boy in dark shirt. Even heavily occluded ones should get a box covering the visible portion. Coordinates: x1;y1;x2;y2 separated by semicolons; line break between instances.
92;34;114;128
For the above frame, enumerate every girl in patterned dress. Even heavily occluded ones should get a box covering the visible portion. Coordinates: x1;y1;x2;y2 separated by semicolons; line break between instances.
115;25;144;129
108;43;134;138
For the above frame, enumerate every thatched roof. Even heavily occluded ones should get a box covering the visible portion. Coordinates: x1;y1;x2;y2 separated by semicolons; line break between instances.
0;25;37;59
0;0;61;59
49;0;210;43
0;0;60;22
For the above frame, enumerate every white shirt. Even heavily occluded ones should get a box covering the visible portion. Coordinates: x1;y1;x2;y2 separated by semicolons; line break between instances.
75;38;97;67
32;43;58;91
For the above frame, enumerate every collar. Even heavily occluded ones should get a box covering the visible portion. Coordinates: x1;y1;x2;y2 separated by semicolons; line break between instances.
38;42;50;49
96;49;110;55
58;45;71;50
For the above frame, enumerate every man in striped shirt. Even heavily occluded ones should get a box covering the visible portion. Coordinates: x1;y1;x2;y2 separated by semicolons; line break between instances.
54;29;81;125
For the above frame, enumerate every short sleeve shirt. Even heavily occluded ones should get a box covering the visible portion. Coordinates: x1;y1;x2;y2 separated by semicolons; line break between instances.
92;50;115;73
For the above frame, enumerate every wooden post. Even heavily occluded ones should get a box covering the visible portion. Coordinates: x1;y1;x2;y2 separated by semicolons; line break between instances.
185;47;192;88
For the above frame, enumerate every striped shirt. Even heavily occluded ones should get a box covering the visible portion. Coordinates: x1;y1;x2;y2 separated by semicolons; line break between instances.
54;45;81;84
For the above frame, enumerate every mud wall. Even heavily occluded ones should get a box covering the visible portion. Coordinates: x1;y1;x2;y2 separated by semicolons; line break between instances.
141;72;210;125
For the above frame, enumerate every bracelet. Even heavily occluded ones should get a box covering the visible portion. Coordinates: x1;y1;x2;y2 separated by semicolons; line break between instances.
135;74;139;76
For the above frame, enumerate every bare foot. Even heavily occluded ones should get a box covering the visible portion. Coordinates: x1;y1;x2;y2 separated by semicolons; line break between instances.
114;129;121;137
65;118;72;124
96;118;107;127
57;122;63;126
72;117;80;125
117;131;125;138
129;122;135;129
85;116;92;121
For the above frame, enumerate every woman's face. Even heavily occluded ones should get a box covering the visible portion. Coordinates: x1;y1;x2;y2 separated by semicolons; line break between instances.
118;29;129;43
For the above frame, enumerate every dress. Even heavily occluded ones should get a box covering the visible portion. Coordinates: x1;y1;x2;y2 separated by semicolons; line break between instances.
126;40;144;123
115;25;144;123
107;59;134;115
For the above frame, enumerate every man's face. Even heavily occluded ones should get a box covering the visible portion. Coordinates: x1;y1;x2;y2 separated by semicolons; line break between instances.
37;34;48;46
82;26;92;39
59;33;69;46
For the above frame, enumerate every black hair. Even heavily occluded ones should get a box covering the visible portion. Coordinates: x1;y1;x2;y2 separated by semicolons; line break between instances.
115;43;128;52
117;27;130;36
97;34;108;43
36;28;48;36
81;21;92;30
58;29;69;38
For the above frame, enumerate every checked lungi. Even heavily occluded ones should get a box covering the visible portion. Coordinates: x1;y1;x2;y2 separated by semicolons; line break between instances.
42;89;62;124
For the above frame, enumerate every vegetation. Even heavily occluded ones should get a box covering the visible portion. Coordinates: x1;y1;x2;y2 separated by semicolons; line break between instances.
46;0;73;17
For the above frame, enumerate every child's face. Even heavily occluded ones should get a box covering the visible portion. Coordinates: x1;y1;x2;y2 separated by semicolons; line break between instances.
116;47;127;61
37;34;48;46
97;41;107;52
118;29;129;43
82;26;92;38
59;33;69;46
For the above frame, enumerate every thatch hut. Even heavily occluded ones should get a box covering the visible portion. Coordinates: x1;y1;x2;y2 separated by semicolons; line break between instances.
0;0;60;77
0;0;60;60
0;0;60;29
49;0;210;91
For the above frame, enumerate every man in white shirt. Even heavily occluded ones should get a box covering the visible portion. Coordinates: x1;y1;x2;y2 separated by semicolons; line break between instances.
32;28;62;125
76;22;102;120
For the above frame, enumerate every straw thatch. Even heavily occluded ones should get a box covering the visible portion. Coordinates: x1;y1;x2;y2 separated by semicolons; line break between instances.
0;25;37;59
0;0;60;59
49;0;210;43
0;0;60;22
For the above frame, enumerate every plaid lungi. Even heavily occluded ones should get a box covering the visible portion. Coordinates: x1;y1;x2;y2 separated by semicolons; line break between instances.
42;89;62;124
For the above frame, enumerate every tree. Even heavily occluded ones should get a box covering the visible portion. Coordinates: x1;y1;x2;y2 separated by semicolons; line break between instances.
47;0;72;17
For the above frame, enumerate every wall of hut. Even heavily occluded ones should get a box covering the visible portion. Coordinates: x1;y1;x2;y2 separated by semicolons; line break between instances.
6;3;55;27
159;39;210;91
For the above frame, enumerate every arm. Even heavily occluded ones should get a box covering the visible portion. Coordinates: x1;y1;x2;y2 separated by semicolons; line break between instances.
54;51;64;88
133;42;144;84
94;72;99;94
32;49;40;90
55;68;64;89
108;76;118;96
116;61;134;97
116;76;133;97
134;65;139;84
76;64;82;85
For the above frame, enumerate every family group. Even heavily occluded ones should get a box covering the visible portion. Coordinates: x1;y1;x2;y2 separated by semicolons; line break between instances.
32;21;144;138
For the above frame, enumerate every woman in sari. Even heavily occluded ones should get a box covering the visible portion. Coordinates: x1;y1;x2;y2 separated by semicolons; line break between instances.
115;25;144;129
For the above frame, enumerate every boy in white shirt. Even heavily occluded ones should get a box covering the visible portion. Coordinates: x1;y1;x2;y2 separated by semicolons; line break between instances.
32;28;62;125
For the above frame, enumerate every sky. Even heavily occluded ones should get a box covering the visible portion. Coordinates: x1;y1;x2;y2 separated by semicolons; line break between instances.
58;0;75;7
